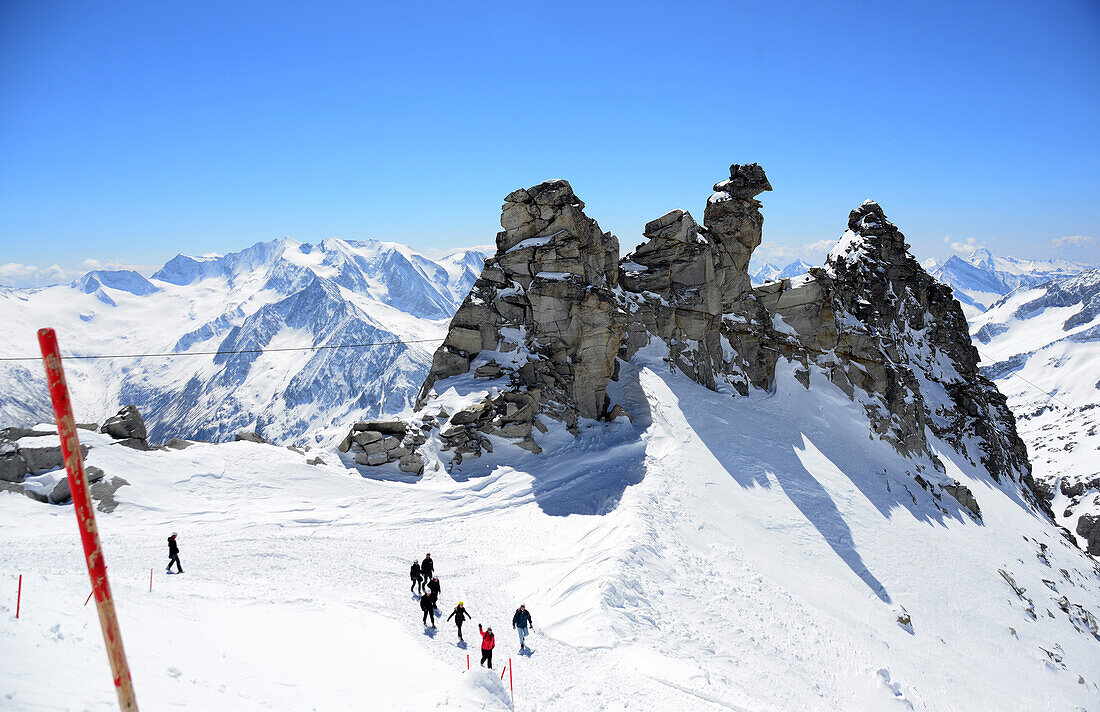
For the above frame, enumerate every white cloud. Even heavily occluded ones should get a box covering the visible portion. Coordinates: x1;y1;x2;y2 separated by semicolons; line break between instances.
943;236;985;254
760;239;836;261
0;260;156;288
1051;235;1096;248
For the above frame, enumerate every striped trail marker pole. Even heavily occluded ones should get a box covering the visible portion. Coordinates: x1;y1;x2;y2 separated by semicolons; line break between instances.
39;328;138;711
15;575;21;619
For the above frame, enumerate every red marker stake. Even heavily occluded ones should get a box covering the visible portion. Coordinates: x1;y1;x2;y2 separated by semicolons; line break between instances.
15;575;21;619
509;659;514;707
501;663;507;681
148;569;152;593
466;654;470;671
39;328;138;711
85;590;94;607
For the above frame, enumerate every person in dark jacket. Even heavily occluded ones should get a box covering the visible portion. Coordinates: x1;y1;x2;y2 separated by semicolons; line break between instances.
427;577;441;608
409;561;423;594
166;532;183;573
420;591;436;627
478;624;495;668
446;601;470;642
421;553;434;584
512;604;533;651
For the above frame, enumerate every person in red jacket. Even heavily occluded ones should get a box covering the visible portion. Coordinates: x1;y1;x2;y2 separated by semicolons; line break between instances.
478;624;495;669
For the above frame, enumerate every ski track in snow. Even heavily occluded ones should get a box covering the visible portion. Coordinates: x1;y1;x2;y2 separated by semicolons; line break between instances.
2;354;1100;710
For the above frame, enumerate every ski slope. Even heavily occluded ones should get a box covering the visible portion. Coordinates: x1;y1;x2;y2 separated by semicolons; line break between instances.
2;352;1099;711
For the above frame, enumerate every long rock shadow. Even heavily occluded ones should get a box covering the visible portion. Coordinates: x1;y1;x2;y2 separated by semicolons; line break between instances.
674;374;975;604
771;435;892;603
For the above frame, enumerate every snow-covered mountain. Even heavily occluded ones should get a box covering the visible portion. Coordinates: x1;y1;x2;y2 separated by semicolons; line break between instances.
0;239;487;445
925;248;1093;318
750;258;812;285
972;268;1100;555
2;168;1099;711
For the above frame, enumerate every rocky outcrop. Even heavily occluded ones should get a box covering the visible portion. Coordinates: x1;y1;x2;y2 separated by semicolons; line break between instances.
417;179;625;435
619;164;779;392
1076;514;1100;556
234;431;268;444
0;428;89;483
338;420;425;474
353;163;1045;525
101;405;149;450
48;465;105;504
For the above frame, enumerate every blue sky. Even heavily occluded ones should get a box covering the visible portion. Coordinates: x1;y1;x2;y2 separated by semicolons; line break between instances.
1;0;1097;285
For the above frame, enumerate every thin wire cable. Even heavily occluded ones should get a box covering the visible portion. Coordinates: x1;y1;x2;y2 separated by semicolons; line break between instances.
973;346;1073;409
0;337;444;362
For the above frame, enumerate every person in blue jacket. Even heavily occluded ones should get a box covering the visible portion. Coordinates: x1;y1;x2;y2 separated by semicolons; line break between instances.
512;604;533;651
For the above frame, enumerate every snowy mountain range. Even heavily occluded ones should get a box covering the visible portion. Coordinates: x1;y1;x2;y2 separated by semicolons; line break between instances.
2;169;1100;708
1;179;1099;711
749;258;813;284
923;248;1094;318
0;239;487;445
972;268;1100;555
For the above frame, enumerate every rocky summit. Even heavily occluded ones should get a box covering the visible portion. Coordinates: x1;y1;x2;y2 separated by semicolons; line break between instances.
349;164;1049;525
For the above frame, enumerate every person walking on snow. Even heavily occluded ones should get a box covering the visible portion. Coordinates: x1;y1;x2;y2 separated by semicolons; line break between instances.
478;624;495;668
447;602;470;642
409;560;422;594
513;604;533;651
427;576;441;608
420;591;436;627
421;553;434;585
166;532;183;574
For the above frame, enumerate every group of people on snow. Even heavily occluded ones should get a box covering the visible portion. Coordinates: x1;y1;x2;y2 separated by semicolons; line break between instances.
409;552;534;668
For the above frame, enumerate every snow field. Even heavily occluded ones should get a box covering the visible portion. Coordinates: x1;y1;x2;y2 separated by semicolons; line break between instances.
2;351;1099;710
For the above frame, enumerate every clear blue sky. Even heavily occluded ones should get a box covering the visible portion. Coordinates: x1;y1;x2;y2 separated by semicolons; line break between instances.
1;0;1098;284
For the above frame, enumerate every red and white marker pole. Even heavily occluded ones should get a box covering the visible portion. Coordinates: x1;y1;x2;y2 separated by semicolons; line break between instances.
148;569;152;593
38;328;138;711
15;574;21;619
509;658;514;707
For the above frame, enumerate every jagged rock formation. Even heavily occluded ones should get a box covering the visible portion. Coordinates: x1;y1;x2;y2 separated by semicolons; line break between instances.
620;164;778;392
357;165;1047;524
411;180;625;461
100;405;149;450
756;201;1032;483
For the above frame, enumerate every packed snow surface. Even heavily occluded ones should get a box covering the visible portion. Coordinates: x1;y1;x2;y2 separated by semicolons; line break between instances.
2;352;1098;711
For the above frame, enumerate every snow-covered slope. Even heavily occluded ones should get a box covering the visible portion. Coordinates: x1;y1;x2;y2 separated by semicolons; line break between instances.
0;239;487;445
972;268;1100;555
928;249;1093;318
2;350;1098;711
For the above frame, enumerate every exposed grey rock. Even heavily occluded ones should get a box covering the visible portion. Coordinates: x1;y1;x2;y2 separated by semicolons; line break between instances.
398;453;425;475
0;451;27;483
21;444;89;474
943;483;981;517
234;431;268;444
1076;514;1100;556
353;431;385;446
417;178;623;432
48;466;105;504
101;405;148;449
163;438;193;450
